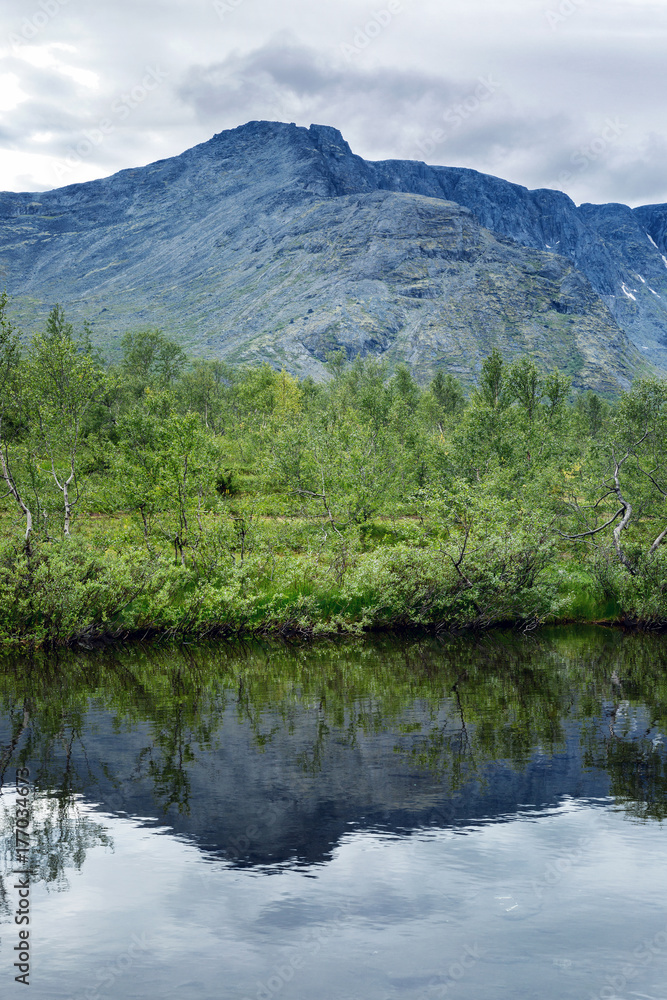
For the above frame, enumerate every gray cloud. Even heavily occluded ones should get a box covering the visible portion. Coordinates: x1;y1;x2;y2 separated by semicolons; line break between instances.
179;41;508;155
176;42;590;190
588;134;667;207
0;0;666;206
178;41;461;122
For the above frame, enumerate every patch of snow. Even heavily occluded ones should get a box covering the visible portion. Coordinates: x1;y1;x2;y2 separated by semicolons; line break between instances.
636;274;646;283
621;283;637;301
647;233;660;249
649;287;661;298
662;255;667;270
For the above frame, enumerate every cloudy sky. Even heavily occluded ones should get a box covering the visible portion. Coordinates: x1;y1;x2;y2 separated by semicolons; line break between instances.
0;0;665;206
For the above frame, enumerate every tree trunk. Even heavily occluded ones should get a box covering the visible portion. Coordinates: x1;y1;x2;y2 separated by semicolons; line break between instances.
63;479;72;537
611;456;636;575
0;443;33;552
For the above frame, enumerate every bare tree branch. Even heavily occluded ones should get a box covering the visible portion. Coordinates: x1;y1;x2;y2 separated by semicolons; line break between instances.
556;508;624;540
648;527;667;558
0;436;33;550
638;464;667;498
610;449;637;575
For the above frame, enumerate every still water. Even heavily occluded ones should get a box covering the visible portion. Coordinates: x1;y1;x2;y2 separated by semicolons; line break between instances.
1;627;666;999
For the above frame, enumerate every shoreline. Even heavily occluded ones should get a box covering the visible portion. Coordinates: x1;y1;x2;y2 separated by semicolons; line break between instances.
1;612;663;653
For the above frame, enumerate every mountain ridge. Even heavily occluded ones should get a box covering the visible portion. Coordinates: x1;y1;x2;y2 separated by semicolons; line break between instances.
1;120;665;391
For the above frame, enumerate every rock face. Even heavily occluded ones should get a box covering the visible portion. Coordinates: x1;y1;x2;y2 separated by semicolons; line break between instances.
1;120;665;390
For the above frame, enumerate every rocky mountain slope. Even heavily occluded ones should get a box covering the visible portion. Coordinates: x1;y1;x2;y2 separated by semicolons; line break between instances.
1;120;665;391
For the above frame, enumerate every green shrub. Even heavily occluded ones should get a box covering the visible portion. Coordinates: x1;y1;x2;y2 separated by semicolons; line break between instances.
0;538;159;644
615;552;667;625
341;531;559;630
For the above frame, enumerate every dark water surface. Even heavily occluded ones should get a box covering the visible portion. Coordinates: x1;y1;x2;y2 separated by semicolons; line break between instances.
1;627;666;999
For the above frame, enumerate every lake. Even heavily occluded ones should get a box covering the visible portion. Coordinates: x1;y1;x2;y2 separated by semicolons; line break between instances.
1;627;666;999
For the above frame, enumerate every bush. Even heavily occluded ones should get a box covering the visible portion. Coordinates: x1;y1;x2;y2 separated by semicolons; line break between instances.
0;538;158;644
615;551;667;626
341;530;559;630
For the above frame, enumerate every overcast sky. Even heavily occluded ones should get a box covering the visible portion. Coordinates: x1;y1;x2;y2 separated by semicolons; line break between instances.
0;0;665;206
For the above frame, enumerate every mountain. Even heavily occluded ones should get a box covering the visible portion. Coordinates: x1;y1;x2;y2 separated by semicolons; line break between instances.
2;120;666;392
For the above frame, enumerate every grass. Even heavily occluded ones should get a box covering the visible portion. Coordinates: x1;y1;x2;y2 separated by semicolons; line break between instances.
1;507;664;647
547;563;622;622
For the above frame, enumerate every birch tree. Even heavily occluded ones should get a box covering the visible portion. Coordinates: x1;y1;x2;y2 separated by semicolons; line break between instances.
559;377;667;572
114;394;220;563
0;293;34;550
28;305;108;536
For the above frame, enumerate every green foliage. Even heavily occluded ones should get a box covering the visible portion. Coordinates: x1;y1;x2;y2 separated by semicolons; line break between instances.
430;370;466;416
543;369;572;420
506;356;542;421
343;354;393;430
28;309;109;455
2;296;667;644
390;363;420;413
341;524;557;630
119;328;188;390
1;302;115;541
0;536;156;644
0;292;21;397
112;394;222;561
478;347;513;410
576;392;607;438
588;546;667;626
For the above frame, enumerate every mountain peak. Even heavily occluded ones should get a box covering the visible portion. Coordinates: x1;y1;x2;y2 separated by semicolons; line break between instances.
1;120;666;387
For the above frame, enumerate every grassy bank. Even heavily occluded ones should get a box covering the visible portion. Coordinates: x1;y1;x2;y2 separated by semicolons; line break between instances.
1;513;662;648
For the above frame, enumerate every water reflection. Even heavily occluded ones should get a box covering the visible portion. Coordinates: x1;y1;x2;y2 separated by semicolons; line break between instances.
1;795;666;1000
0;627;666;998
0;627;665;870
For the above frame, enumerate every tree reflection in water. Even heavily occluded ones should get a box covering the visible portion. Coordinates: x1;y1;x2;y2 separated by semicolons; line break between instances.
0;689;113;918
0;627;665;888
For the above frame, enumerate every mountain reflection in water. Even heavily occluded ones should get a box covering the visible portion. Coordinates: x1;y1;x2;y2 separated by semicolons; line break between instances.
1;628;667;1000
1;627;666;871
